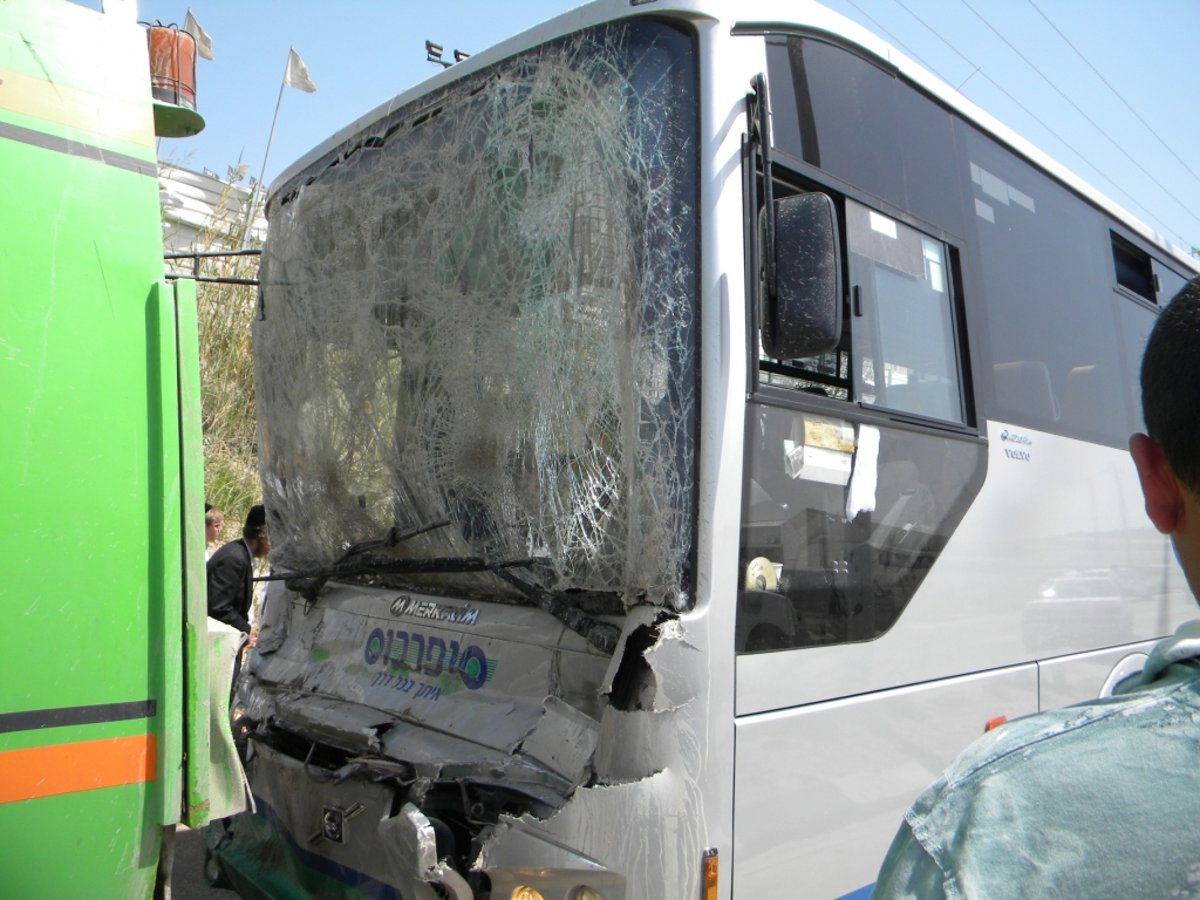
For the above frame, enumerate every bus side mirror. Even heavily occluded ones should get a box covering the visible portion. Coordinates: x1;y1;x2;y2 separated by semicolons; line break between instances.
760;192;842;360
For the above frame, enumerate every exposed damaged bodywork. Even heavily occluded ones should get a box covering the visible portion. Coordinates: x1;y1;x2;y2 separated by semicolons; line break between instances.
217;17;702;899
223;592;698;898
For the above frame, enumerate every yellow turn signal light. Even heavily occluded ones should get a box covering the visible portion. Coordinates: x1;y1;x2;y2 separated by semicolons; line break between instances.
703;847;719;900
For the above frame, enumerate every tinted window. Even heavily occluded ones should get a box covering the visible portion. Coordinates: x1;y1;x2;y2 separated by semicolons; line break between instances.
963;127;1135;445
742;180;979;653
737;403;984;652
758;190;967;426
768;32;1175;449
1112;233;1155;302
767;36;965;237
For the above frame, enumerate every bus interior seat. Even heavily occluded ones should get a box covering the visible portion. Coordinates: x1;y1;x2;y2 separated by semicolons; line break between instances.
736;590;798;652
993;360;1059;422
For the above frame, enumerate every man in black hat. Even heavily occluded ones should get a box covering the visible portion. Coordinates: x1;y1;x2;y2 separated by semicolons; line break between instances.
206;504;269;634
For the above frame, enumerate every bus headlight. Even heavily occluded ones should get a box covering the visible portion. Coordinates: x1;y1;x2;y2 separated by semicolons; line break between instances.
509;886;604;900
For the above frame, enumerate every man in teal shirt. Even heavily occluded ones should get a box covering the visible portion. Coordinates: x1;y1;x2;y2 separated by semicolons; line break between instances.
874;276;1200;899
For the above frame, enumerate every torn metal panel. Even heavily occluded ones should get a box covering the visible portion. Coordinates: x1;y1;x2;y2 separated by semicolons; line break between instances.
479;769;704;900
269;694;391;756
205;618;250;821
592;619;702;782
513;696;600;784
229;589;709;897
476;817;624;899
377;805;472;900
641;617;701;713
475;613;708;892
236;741;442;899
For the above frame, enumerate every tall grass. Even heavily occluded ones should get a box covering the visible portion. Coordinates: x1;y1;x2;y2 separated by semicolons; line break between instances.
171;167;264;525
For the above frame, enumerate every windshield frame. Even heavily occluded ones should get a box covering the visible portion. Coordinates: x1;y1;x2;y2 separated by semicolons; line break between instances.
256;17;702;611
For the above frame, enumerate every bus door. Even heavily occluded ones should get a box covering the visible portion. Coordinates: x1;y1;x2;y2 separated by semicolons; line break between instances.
730;59;1005;897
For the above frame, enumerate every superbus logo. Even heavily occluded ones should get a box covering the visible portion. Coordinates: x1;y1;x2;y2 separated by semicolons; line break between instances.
363;627;493;691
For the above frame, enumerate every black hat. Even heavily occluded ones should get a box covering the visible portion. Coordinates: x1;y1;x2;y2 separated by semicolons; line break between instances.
245;504;266;529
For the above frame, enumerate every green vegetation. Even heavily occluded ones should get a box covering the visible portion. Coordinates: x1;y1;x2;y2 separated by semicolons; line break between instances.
197;260;260;522
169;168;263;524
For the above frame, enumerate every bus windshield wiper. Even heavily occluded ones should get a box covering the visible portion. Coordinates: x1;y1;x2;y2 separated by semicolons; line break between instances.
263;519;449;603
494;567;623;653
334;519;450;565
270;555;542;584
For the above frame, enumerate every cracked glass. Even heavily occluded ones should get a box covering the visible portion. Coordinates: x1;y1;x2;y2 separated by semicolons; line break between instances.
255;20;698;610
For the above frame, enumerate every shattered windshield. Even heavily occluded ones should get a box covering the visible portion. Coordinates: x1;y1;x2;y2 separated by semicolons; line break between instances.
255;20;698;608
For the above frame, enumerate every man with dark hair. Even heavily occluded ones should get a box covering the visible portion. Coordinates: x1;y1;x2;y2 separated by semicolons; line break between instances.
873;277;1200;898
206;504;269;634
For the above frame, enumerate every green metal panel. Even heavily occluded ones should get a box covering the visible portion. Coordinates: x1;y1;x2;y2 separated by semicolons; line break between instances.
0;0;158;162
0;1;215;894
0;111;165;727
2;787;160;897
176;278;215;826
150;280;185;826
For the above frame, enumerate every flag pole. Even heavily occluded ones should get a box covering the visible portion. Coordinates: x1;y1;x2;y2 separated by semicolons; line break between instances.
239;48;291;249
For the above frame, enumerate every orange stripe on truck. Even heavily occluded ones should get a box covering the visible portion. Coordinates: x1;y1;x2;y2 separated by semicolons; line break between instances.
0;734;155;803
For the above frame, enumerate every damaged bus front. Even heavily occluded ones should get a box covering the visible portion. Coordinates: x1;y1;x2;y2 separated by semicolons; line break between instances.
216;16;702;899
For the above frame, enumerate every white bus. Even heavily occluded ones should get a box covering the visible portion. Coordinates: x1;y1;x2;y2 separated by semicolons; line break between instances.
214;1;1199;897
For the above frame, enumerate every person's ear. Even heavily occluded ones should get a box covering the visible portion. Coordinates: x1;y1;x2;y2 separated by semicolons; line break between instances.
1130;433;1183;534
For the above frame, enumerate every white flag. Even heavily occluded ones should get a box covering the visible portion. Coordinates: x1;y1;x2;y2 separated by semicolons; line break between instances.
284;48;316;93
183;9;213;60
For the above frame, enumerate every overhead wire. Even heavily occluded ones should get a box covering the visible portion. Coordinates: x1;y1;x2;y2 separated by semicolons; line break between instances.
957;0;1200;235
843;0;933;68
878;0;1188;247
1025;0;1200;191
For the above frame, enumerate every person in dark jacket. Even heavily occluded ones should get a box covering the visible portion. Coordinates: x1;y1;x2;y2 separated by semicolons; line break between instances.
206;504;269;633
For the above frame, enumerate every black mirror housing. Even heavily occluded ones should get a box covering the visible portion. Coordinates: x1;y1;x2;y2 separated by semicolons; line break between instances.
760;192;842;360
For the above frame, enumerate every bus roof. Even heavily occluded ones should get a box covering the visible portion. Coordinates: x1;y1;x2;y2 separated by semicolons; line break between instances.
268;0;1198;273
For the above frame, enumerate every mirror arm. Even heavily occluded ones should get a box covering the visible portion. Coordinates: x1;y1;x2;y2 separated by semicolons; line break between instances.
750;73;777;307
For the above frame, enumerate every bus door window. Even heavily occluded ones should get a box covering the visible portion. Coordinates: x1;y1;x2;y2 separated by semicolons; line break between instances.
846;199;965;425
739;189;983;654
